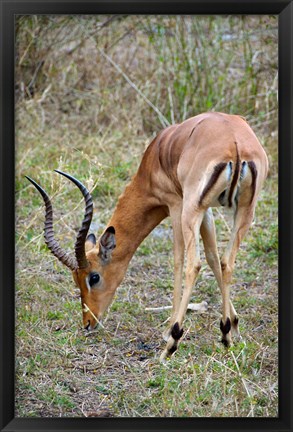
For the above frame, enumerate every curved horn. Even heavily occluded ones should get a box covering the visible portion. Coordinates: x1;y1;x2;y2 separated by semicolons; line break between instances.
25;176;77;270
54;170;93;269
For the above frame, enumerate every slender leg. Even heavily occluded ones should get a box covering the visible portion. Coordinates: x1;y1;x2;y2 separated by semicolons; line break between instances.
220;204;255;346
200;209;239;338
160;208;204;361
162;206;184;341
200;209;222;287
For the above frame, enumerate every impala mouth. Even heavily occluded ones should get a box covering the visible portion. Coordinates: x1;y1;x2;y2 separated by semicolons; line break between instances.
84;318;104;333
84;320;92;331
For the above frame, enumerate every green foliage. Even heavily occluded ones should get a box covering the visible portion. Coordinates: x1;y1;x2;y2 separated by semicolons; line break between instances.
249;222;278;262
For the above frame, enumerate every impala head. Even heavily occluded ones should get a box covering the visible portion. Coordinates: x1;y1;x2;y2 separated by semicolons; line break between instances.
26;170;117;331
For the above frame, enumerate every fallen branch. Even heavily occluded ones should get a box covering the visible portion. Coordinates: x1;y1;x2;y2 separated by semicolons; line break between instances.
145;301;208;313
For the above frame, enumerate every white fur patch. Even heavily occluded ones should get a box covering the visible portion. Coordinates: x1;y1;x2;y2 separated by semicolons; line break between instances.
226;161;233;181
240;161;248;180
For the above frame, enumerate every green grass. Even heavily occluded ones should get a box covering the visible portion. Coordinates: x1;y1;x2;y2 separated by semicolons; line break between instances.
15;15;278;418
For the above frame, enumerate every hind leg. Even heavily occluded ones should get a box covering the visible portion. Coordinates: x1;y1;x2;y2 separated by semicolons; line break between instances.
200;209;240;340
220;204;255;347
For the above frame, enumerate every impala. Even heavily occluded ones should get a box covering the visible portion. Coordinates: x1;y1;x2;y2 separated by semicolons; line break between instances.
26;112;268;361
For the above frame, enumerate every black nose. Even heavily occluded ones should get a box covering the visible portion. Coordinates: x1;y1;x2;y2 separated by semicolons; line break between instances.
84;321;91;331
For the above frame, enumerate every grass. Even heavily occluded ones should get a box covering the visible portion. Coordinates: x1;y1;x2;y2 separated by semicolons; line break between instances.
15;15;278;417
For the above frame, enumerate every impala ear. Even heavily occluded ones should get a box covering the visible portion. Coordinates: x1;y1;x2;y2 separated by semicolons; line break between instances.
85;233;96;252
99;226;116;263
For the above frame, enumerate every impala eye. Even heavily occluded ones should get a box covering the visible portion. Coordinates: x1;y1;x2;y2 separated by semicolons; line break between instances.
89;273;100;287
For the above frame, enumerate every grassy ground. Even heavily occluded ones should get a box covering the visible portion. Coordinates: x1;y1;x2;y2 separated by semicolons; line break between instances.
15;15;278;417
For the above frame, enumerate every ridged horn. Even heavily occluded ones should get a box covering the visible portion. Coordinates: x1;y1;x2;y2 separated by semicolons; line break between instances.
25;176;77;270
54;170;93;269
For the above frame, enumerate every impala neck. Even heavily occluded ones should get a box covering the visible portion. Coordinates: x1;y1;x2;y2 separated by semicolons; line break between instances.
107;175;167;270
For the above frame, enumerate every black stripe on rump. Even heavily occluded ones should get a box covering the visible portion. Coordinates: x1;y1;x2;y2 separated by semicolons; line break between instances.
199;162;227;206
228;143;240;207
247;161;257;204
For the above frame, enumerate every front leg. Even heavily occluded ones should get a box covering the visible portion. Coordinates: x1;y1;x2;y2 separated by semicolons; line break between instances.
162;206;184;342
160;209;203;361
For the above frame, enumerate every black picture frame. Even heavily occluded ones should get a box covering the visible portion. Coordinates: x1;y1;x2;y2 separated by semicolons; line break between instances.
1;1;292;431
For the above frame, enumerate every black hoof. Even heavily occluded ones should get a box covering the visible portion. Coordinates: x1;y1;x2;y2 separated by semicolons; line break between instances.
220;317;231;335
168;343;178;355
171;322;184;341
165;322;183;357
221;338;230;348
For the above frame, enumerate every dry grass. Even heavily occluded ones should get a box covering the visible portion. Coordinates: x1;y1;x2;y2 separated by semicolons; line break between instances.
15;15;278;417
